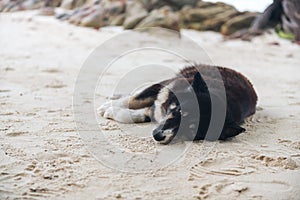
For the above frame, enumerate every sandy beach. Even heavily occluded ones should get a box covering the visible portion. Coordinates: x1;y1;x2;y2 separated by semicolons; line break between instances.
1;10;300;199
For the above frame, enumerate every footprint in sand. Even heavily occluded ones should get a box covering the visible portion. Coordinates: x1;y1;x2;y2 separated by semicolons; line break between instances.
6;131;29;137
41;68;61;73
184;143;257;180
100;120;120;131
0;89;11;93
278;139;300;150
194;180;291;199
245;111;277;124
196;183;211;199
291;141;300;150
4;67;14;71
250;154;298;170
194;181;248;199
45;83;66;89
189;155;255;178
2;144;27;158
237;180;291;197
242;110;277;136
44;77;66;89
289;102;300;106
0;112;14;115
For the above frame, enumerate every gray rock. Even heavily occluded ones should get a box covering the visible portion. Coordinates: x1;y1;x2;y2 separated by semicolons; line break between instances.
80;7;105;28
139;0;167;11
221;12;258;35
60;0;88;10
180;2;238;31
123;0;148;29
101;0;126;26
39;7;56;16
101;0;125;16
181;3;235;23
2;2;20;12
162;0;197;10
201;8;238;31
109;14;126;26
195;1;214;8
136;6;180;31
68;6;94;25
44;0;63;7
186;22;206;30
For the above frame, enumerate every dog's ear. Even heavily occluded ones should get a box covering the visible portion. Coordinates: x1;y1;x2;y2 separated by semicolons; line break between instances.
192;72;209;93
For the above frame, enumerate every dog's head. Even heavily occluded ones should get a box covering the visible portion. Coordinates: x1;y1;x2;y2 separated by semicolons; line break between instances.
153;72;211;144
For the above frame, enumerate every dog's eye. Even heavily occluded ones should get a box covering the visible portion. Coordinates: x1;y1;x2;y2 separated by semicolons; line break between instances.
189;124;196;129
169;103;177;109
182;112;189;117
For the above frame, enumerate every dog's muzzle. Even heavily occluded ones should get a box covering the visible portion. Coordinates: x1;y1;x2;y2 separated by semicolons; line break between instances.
152;128;166;142
152;128;176;144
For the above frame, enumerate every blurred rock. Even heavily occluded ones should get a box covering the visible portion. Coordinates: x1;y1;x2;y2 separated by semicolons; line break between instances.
139;0;166;11
162;0;197;10
102;0;125;15
68;6;94;25
60;0;125;27
23;0;44;10
110;14;125;26
123;0;148;29
1;1;20;12
39;7;56;16
221;12;258;35
136;6;180;31
186;22;205;30
102;0;126;25
201;8;238;31
195;1;214;8
44;0;63;7
2;0;45;12
0;0;261;36
80;6;105;28
180;2;237;31
138;0;197;11
181;2;235;23
61;0;89;10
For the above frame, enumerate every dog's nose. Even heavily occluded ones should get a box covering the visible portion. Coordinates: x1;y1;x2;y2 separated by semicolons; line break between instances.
152;129;166;141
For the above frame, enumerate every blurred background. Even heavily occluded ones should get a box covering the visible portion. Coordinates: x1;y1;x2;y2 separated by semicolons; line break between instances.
206;0;272;12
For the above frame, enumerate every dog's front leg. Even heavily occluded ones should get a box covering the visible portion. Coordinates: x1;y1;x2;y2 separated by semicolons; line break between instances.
102;107;152;124
97;95;131;116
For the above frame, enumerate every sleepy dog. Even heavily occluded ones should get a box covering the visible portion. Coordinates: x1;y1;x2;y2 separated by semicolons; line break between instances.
98;64;257;144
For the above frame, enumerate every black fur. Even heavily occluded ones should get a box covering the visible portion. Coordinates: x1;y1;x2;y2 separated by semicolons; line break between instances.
138;64;257;143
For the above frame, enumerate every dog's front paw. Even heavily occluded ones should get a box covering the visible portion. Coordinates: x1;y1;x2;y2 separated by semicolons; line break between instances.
102;107;130;123
97;101;112;116
98;96;129;116
103;107;116;119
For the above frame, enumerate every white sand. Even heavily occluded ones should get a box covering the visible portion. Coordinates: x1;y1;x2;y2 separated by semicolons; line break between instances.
1;11;300;200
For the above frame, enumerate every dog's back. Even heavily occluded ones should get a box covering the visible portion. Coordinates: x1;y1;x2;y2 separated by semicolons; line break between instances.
178;64;257;123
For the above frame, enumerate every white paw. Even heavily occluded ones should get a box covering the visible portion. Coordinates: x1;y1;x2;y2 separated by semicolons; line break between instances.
102;107;131;123
103;107;116;119
102;107;145;124
97;96;130;116
97;101;112;116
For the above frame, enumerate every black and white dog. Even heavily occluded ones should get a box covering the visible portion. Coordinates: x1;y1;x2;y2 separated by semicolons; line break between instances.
98;64;257;144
